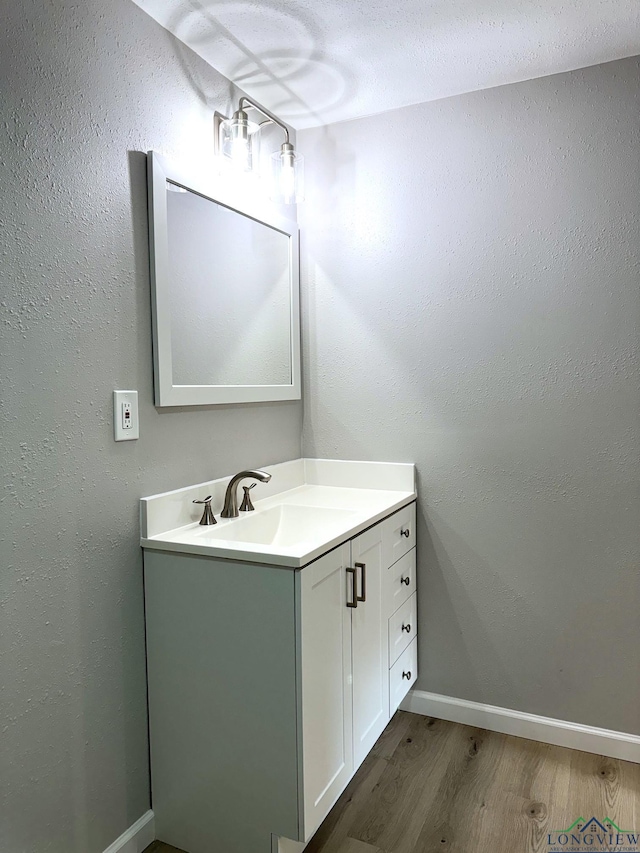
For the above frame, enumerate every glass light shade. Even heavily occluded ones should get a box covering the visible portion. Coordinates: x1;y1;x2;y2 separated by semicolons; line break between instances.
271;144;304;204
219;111;261;172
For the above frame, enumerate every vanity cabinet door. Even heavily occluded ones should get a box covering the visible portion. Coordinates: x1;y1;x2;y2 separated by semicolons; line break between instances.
298;542;353;841
350;524;390;770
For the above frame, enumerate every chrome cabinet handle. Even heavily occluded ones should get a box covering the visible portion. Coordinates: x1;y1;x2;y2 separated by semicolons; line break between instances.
346;566;358;608
355;561;366;602
402;623;411;633
400;575;410;586
402;670;412;680
400;528;410;538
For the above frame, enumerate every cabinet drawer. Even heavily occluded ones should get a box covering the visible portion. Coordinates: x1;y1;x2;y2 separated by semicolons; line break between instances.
388;592;417;665
380;503;416;569
389;638;417;713
385;548;415;616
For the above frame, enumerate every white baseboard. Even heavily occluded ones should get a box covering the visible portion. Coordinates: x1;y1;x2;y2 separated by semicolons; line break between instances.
400;690;640;764
272;835;307;853
102;810;155;853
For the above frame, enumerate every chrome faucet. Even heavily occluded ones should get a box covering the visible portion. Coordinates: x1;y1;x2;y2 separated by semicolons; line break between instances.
220;470;272;518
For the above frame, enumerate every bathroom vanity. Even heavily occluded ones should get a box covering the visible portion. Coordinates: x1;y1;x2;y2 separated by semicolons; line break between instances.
141;459;417;853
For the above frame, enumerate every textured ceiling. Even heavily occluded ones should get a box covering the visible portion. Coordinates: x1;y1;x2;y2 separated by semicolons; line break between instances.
132;0;640;128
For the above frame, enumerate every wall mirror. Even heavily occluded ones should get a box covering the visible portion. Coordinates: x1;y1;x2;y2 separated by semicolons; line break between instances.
147;151;301;406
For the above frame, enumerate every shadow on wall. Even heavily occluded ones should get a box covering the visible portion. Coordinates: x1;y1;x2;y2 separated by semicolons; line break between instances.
415;464;529;712
159;0;358;126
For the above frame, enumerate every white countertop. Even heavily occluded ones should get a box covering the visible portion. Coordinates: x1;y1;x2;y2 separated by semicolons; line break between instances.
140;458;416;568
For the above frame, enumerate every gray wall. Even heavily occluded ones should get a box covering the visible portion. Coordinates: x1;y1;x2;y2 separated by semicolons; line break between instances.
2;2;639;847
0;2;301;852
299;57;640;735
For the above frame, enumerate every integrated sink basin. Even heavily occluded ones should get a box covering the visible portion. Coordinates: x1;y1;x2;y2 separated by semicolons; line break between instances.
140;458;417;567
182;504;359;548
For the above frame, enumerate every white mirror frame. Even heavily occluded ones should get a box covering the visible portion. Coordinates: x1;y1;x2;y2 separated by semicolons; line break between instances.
147;151;301;406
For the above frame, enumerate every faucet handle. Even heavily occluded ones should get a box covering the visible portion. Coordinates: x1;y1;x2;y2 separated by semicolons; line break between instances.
239;483;257;513
193;495;216;526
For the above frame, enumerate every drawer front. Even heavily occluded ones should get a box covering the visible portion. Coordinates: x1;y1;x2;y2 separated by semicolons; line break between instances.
388;592;417;665
381;503;416;569
385;548;415;616
389;638;417;713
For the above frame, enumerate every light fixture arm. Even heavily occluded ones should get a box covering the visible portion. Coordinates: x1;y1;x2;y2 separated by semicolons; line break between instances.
237;96;290;144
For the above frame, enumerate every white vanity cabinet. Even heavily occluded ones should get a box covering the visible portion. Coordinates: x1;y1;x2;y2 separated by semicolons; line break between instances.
144;500;417;853
297;543;354;838
350;522;389;769
300;519;394;837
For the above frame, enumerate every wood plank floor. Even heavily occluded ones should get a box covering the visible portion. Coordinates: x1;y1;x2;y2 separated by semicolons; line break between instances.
145;711;640;853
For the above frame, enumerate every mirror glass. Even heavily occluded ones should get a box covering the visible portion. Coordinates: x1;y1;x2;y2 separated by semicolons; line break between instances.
147;152;301;407
166;182;292;387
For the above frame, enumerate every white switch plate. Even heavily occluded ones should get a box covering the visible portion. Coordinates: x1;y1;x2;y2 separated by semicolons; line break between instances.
113;390;139;441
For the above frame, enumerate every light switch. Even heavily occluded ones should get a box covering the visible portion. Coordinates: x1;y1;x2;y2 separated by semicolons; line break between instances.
113;390;139;441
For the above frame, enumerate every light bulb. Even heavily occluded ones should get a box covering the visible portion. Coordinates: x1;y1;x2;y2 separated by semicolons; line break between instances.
280;162;296;202
219;109;260;172
271;143;304;204
230;136;250;169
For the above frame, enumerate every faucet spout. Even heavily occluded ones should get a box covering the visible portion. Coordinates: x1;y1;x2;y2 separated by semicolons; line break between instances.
220;470;272;518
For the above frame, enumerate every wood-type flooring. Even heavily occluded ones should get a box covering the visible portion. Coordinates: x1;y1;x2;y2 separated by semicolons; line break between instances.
146;711;640;853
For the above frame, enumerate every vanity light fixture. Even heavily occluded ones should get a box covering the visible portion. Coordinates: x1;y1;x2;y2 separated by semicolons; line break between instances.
215;104;261;172
214;96;304;204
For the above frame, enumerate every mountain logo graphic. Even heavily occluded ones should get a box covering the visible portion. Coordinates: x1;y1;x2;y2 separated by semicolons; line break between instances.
552;817;634;834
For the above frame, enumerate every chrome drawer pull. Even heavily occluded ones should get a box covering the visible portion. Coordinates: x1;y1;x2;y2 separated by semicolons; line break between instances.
402;623;411;633
400;528;410;538
400;575;410;586
402;670;412;680
346;566;358;608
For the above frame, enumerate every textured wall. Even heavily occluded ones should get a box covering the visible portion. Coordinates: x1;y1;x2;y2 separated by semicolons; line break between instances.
300;57;640;734
0;2;301;852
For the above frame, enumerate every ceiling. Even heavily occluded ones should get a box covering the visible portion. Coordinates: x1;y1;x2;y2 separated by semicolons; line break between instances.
132;0;640;128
